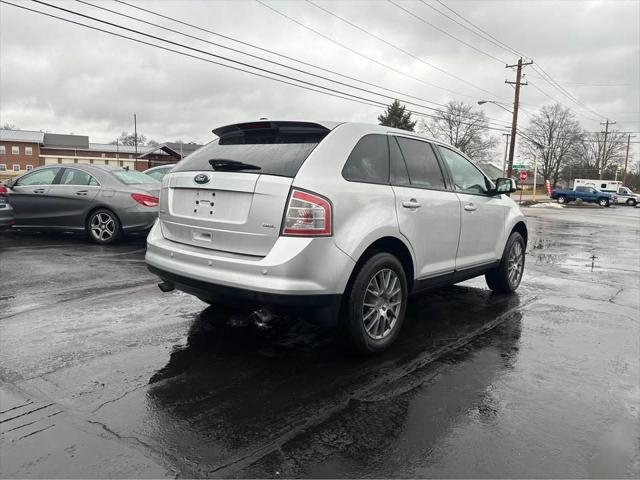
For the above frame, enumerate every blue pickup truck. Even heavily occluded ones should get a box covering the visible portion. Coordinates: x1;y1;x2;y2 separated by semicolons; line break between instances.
551;186;616;207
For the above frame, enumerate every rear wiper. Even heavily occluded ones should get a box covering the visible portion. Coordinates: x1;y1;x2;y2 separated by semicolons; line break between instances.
208;159;261;171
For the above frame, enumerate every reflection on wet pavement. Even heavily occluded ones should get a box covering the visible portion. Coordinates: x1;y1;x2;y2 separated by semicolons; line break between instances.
1;207;639;478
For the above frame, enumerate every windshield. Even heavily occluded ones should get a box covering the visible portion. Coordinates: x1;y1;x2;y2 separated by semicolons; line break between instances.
173;124;329;177
112;170;159;185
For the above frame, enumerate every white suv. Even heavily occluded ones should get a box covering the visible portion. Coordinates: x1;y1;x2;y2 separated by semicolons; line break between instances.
146;121;527;353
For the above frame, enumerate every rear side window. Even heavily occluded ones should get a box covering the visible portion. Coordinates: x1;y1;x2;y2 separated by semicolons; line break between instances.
173;123;329;178
395;137;446;189
342;134;389;184
60;168;99;186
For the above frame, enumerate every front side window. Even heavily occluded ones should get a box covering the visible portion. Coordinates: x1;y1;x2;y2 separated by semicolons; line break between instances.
12;146;19;155
438;146;490;195
394;137;446;189
16;167;60;186
342;134;389;184
60;168;99;186
25;147;33;155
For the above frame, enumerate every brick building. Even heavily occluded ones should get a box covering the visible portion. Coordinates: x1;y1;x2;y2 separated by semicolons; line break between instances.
0;129;200;179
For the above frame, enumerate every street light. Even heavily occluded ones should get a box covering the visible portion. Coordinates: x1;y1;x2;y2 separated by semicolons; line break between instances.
477;100;513;115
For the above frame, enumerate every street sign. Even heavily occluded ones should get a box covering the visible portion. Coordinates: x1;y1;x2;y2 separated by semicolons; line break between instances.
519;171;528;183
512;164;527;170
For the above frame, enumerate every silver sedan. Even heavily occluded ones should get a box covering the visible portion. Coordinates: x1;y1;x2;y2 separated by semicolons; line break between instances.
5;164;160;244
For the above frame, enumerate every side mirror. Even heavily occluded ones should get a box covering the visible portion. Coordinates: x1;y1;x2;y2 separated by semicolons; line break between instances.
494;177;517;195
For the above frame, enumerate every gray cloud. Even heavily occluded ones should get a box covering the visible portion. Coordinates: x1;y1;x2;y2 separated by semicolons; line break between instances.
1;0;638;163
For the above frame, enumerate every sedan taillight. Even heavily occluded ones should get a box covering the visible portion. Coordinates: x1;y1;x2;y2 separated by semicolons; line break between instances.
131;193;159;207
0;185;9;197
282;189;332;236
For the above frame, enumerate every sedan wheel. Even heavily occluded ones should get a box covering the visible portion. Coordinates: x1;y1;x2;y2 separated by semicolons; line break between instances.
507;241;524;288
88;209;121;244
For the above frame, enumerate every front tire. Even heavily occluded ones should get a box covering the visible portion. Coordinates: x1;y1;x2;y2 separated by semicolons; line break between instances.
557;195;567;204
485;232;525;293
626;198;636;206
87;209;122;244
598;198;610;207
339;252;408;354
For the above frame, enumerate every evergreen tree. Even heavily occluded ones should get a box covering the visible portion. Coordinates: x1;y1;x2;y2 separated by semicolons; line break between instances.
377;100;416;131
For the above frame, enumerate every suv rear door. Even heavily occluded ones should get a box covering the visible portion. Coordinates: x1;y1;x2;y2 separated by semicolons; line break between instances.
390;135;461;280
161;121;331;257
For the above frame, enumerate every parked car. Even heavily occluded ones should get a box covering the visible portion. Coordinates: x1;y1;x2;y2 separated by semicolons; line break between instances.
0;186;14;229
146;121;527;353
551;186;616;207
144;164;176;182
4;165;160;244
614;186;639;206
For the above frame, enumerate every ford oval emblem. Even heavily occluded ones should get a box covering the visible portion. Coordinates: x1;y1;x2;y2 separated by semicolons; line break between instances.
194;174;210;185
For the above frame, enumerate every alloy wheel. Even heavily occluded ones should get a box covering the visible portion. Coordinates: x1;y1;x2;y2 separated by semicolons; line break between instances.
507;241;524;287
362;268;402;340
91;212;116;242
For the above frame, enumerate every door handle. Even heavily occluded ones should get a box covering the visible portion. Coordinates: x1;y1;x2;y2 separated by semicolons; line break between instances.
464;203;477;212
33;189;45;194
75;190;88;196
402;199;421;209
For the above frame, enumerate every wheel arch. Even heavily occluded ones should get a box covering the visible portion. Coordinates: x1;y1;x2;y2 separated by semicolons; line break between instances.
510;221;528;247
345;236;416;294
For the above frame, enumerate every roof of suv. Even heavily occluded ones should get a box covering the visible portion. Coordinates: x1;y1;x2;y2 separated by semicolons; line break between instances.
212;120;441;144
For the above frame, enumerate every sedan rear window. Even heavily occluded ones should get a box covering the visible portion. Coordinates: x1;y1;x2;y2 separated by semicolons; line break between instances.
112;170;159;185
173;123;330;178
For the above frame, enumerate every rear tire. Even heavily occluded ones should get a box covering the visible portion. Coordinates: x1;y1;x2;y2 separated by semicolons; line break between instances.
598;198;610;207
485;232;525;293
86;209;122;244
339;252;408;354
557;195;567;204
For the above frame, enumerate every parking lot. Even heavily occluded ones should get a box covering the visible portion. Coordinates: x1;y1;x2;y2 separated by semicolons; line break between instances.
1;206;639;478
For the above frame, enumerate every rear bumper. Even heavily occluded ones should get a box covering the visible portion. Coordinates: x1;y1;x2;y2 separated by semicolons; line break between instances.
145;220;354;322
119;209;157;233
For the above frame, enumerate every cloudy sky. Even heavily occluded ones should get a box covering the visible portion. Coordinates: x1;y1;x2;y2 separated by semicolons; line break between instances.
1;0;638;163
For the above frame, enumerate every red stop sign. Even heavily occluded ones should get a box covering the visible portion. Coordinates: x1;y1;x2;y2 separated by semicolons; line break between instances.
519;170;528;183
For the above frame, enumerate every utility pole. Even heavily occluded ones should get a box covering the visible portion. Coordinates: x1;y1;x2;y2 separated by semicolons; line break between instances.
505;58;533;178
623;133;634;185
133;113;138;171
599;119;616;179
502;133;510;175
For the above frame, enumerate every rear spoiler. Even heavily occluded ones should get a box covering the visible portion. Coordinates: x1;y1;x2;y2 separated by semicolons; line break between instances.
212;121;337;139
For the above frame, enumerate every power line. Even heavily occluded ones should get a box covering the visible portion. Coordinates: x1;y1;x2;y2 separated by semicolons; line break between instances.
74;0;510;129
1;0;512;134
433;1;607;120
305;0;505;101
255;0;505;102
387;0;507;64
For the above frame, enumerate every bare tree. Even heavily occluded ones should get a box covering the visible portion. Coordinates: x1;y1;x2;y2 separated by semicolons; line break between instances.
109;131;148;146
522;104;583;187
422;101;496;161
1;123;18;130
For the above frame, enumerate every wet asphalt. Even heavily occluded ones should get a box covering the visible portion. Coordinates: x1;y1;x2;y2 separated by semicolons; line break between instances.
0;206;639;478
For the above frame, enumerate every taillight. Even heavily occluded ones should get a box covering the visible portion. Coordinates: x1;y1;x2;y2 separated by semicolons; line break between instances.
131;193;159;207
0;185;9;197
282;189;332;236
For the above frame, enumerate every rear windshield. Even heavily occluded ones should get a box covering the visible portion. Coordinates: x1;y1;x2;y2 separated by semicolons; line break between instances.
173;128;329;177
112;170;159;185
